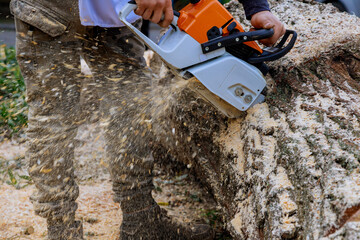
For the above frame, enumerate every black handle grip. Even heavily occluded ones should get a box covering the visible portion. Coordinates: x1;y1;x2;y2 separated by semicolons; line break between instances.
247;29;297;63
247;29;274;41
201;29;274;53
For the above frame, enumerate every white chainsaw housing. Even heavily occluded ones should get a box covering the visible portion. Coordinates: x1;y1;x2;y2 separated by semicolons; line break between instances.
119;3;266;114
157;26;226;69
183;53;266;111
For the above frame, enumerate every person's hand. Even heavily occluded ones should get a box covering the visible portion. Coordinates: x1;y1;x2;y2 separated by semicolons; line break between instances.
134;0;174;28
250;11;285;46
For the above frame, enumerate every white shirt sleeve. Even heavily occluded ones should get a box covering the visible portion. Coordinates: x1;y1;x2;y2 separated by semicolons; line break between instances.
79;0;141;27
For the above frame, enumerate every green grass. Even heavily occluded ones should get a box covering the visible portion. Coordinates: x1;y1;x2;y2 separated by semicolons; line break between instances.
0;45;30;188
0;45;28;137
0;156;33;188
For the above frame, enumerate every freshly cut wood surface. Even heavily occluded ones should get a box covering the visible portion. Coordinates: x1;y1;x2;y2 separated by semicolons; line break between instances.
150;0;360;238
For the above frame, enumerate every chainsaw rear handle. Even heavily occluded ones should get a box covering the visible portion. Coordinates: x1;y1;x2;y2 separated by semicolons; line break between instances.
119;1;179;58
201;29;275;53
247;29;297;63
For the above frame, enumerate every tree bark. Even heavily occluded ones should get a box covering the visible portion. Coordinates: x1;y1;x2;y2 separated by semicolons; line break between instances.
150;0;360;239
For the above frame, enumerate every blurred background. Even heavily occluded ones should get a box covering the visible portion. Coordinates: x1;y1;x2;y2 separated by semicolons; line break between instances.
1;0;359;47
0;0;15;46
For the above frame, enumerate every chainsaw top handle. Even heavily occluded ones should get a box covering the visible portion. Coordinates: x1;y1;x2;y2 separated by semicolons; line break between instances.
201;28;275;53
202;28;297;63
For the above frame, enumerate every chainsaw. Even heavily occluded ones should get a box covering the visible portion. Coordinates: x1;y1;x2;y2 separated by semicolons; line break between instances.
119;0;297;118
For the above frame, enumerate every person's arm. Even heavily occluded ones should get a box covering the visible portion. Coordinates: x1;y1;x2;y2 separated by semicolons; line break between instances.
134;0;174;28
239;0;285;46
239;0;271;20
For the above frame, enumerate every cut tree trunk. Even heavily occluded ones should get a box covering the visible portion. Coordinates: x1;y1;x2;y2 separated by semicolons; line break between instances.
150;0;360;239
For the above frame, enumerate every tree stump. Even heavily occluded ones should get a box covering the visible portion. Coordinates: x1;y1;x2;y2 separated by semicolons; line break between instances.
150;0;360;238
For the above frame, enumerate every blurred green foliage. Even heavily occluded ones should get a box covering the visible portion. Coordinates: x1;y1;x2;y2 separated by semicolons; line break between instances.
218;0;232;4
201;209;220;227
201;209;233;240
0;155;32;189
6;167;33;189
0;45;28;136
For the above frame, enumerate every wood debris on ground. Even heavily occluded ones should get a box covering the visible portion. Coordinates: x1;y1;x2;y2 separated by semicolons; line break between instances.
0;183;121;240
0;123;224;239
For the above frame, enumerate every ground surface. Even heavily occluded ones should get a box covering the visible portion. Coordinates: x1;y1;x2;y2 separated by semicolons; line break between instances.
0;124;226;240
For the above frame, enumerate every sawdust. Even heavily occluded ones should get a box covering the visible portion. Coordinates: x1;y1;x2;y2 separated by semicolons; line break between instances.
0;183;120;240
0;139;26;161
0;123;220;239
215;103;302;238
0;174;218;240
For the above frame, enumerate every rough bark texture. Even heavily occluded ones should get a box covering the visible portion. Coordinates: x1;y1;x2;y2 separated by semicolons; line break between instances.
150;0;360;239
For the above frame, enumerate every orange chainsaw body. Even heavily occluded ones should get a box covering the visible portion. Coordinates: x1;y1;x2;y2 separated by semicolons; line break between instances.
177;0;262;54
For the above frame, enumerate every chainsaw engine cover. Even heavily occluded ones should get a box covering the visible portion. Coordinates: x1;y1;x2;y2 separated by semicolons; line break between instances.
177;0;262;55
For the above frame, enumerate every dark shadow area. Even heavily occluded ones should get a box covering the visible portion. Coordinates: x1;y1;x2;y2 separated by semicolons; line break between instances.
0;2;15;46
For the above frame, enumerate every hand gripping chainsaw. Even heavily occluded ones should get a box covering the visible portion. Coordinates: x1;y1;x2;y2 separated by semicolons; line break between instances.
119;0;297;118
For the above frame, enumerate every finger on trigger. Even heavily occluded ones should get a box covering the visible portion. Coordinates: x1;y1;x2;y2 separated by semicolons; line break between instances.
135;7;144;16
142;8;153;20
159;8;173;28
151;9;163;23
